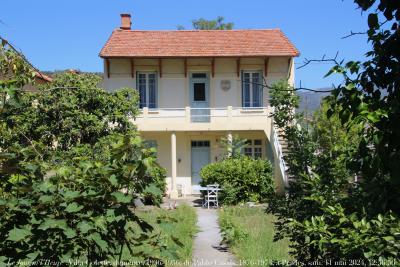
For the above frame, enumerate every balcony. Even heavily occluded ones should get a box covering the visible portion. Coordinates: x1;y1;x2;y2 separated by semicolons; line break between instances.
132;106;273;132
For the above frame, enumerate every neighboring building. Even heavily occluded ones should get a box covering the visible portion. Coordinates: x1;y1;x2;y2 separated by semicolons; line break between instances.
22;71;53;92
99;14;299;197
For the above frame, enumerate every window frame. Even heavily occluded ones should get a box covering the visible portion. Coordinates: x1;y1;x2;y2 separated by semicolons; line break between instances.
241;70;263;108
136;71;158;108
243;139;263;159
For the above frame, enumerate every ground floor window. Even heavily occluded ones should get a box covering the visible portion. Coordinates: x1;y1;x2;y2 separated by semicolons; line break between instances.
243;139;263;159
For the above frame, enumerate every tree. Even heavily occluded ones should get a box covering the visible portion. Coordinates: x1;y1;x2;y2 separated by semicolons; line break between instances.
267;0;400;264
177;16;234;30
218;134;247;158
0;43;168;265
327;0;400;215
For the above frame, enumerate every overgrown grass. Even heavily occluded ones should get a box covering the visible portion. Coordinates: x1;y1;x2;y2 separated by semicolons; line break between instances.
218;206;290;266
121;204;197;266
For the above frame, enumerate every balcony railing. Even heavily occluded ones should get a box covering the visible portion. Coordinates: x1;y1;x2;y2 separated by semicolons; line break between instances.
133;106;272;131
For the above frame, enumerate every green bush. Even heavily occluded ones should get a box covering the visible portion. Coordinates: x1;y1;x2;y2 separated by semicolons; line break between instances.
142;165;167;205
289;200;400;264
200;156;274;204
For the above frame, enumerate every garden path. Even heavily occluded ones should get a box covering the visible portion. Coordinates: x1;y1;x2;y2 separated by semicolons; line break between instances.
162;197;236;266
192;207;236;267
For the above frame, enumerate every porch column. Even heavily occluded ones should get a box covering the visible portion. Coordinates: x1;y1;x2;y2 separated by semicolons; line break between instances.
227;131;233;157
170;132;178;198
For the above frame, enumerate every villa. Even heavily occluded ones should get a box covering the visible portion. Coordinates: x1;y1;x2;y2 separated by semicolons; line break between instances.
99;14;299;197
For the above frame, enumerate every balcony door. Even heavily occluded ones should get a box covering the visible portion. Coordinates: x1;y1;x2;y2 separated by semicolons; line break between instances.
190;73;209;122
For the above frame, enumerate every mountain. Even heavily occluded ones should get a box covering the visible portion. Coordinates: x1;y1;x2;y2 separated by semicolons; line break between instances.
296;88;332;115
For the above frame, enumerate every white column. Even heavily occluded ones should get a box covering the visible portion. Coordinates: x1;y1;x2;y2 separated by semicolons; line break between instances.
170;132;178;198
227;131;233;157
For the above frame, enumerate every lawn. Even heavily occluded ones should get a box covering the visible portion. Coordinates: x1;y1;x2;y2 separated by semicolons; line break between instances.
218;206;290;266
121;204;197;266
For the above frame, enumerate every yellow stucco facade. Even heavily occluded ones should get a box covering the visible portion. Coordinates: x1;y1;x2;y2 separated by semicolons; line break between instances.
102;57;293;196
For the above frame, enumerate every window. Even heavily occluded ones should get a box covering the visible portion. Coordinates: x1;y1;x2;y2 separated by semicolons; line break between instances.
242;71;263;107
254;147;262;159
193;83;206;101
244;147;253;157
191;141;210;147
243;139;263;158
192;73;207;79
137;72;157;108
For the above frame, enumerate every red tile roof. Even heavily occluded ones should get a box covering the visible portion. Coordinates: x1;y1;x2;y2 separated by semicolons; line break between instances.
34;71;52;82
99;29;299;58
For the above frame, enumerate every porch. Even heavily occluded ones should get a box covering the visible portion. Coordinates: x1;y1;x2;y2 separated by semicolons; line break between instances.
140;130;285;198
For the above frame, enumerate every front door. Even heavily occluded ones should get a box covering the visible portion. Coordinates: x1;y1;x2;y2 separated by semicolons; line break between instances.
191;141;210;192
190;73;209;122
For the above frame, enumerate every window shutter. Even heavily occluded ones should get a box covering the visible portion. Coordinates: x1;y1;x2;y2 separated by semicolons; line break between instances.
259;71;263;107
148;73;157;108
242;71;251;107
241;71;244;107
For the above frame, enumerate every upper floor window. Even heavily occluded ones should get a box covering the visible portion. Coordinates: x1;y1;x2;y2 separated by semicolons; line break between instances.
242;71;263;108
137;72;157;108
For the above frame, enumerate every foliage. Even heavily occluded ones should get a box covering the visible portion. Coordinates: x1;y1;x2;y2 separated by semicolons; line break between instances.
44;71;102;90
269;80;300;129
0;134;163;265
192;16;233;30
143;166;167;205
270;81;318;187
128;205;198;266
325;0;400;215
0;44;168;265
0;42;35;89
200;156;274;204
177;16;234;30
267;0;400;264
289;200;400;264
218;134;247;159
219;214;248;246
218;206;290;265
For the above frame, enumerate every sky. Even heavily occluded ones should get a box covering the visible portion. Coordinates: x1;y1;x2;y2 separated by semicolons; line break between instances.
1;0;371;89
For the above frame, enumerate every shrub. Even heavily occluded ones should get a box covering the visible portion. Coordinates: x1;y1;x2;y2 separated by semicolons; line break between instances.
200;156;274;204
142;165;167;205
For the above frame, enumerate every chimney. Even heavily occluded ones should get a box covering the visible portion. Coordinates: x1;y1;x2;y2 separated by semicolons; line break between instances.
120;14;131;30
